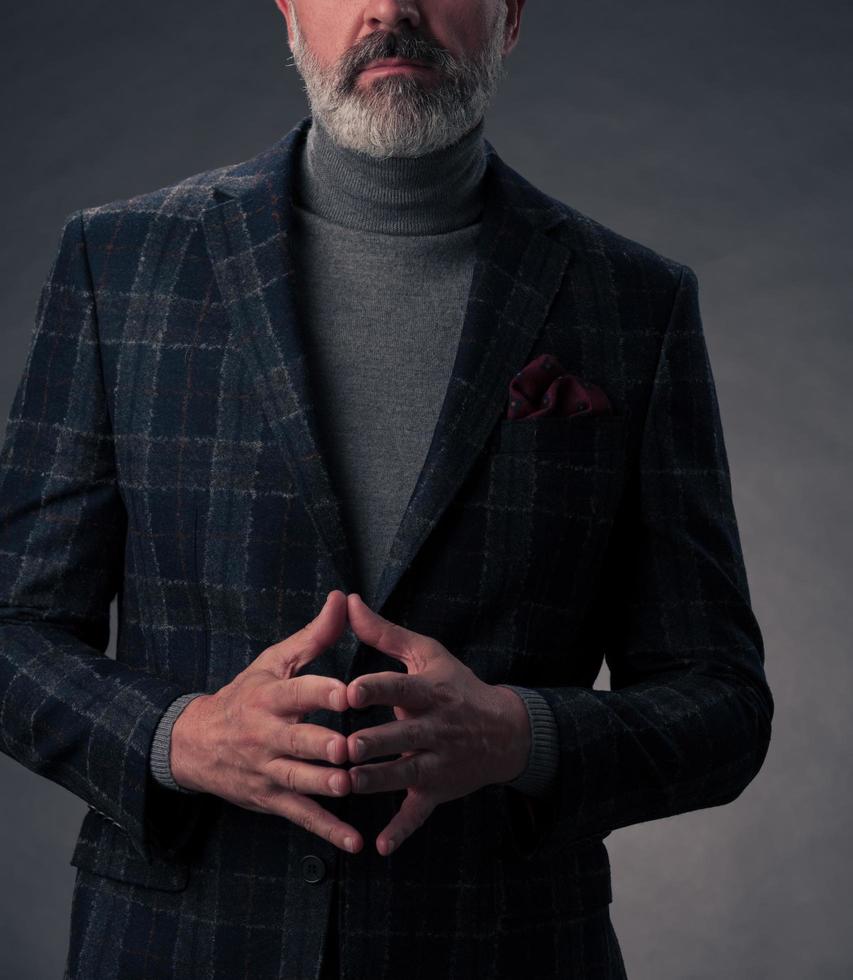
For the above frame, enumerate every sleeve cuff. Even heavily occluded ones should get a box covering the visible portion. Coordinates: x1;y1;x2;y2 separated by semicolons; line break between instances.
497;685;560;798
149;692;208;794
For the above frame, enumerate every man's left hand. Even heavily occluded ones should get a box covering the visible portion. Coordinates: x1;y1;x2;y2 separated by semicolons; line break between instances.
343;592;531;856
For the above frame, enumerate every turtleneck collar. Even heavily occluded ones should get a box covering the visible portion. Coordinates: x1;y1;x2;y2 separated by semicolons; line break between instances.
293;113;488;236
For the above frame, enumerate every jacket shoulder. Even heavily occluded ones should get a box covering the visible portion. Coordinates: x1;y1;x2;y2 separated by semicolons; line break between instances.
74;153;250;233
489;147;695;298
552;193;693;290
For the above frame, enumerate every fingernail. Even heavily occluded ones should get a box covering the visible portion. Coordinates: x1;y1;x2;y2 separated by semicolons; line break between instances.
327;738;338;761
329;687;341;709
385;838;396;856
329;774;345;795
353;737;366;761
344;836;356;853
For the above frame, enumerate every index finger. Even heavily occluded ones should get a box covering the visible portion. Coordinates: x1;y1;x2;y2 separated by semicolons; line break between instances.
348;671;433;711
259;674;349;716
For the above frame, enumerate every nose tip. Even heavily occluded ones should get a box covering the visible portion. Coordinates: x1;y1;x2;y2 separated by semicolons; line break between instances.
366;0;421;32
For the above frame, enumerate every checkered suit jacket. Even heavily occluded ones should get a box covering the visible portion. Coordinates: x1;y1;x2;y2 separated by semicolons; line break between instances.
0;114;773;979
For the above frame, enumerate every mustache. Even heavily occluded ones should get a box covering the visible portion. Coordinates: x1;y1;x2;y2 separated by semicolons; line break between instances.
337;27;460;88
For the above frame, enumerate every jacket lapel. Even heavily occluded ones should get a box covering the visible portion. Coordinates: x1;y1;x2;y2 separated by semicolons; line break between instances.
200;115;574;623
200;118;359;597
370;174;574;615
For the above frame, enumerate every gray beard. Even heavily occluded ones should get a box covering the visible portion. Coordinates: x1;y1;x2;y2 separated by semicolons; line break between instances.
287;7;507;159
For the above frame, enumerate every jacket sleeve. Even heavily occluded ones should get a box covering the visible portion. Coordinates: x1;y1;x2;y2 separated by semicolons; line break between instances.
511;263;774;854
0;210;210;864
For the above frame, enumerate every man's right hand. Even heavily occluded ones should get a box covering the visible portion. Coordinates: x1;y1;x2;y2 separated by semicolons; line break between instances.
170;589;363;854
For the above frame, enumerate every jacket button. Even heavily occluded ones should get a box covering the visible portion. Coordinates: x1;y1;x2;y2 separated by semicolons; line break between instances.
301;854;326;884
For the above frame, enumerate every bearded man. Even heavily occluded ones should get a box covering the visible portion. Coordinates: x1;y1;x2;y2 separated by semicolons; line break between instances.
0;1;773;978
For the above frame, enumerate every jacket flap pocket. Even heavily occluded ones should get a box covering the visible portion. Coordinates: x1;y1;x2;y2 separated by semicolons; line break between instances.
490;785;613;915
69;807;190;892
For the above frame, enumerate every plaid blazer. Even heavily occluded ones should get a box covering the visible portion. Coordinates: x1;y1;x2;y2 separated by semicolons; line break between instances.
0;114;773;980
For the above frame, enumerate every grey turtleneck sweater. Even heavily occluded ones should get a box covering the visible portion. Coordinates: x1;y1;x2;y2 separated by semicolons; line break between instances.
149;115;559;801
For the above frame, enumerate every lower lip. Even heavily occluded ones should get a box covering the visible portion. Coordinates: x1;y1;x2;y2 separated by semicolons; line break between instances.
360;63;433;78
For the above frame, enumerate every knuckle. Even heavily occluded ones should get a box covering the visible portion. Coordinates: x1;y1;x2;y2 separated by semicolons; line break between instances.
286;676;303;712
245;670;273;699
241;723;265;749
326;734;342;760
441;717;458;744
284;763;300;793
249;782;276;812
290;675;314;714
266;644;294;680
274;656;297;682
408;755;423;784
404;724;421;749
299;808;317;837
264;758;298;794
328;682;345;711
283;723;301;756
433;680;454;704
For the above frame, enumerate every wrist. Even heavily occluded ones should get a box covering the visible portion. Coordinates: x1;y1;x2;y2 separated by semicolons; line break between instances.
492;684;532;784
497;685;560;798
170;693;212;793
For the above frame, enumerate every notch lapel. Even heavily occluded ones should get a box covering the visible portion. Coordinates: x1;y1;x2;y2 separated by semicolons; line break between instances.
199;115;574;641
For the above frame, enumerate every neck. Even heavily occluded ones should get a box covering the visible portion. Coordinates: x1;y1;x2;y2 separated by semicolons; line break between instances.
294;114;488;235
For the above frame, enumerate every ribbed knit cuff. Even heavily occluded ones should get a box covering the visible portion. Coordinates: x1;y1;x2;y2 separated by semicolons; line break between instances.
149;692;207;794
497;685;559;798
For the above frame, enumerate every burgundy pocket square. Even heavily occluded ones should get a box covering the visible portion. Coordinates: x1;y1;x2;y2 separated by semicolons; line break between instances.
507;354;612;420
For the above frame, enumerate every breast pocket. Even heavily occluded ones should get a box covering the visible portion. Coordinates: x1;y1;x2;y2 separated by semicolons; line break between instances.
484;412;630;615
491;411;629;456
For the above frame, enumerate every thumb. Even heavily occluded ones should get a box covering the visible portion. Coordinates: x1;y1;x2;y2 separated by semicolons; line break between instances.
255;589;348;673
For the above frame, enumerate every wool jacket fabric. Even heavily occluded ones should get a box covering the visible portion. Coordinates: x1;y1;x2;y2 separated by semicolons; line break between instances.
0;113;773;980
148;113;561;802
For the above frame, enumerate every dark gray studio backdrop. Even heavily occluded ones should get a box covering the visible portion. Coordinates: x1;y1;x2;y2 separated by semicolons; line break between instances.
1;1;848;977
